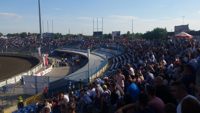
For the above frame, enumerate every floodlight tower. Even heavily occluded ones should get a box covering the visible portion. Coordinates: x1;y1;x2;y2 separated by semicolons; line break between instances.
51;20;53;33
93;18;94;33
182;16;185;24
132;19;133;39
102;18;103;38
47;20;49;32
38;0;42;39
93;17;104;38
97;18;99;32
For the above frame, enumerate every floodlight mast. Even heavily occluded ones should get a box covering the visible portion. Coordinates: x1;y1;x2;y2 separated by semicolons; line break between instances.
38;0;42;39
132;19;133;39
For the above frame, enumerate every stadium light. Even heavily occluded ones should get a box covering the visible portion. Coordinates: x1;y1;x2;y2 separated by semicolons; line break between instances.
132;19;133;39
38;0;42;39
88;49;90;83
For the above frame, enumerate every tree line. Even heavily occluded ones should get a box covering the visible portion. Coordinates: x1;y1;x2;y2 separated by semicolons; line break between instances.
2;27;200;40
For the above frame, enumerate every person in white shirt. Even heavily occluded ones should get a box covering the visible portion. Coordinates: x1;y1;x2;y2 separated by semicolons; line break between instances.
127;64;135;76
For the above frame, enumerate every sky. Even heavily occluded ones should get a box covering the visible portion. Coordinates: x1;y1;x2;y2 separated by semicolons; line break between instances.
1;0;200;35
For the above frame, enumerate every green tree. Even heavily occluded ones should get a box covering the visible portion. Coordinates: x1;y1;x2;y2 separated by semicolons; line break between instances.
0;32;3;37
127;31;131;38
53;33;63;39
134;33;143;38
143;28;167;40
20;32;27;38
7;33;19;38
103;33;112;39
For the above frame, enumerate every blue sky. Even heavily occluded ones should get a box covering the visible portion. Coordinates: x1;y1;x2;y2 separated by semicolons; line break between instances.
1;0;200;35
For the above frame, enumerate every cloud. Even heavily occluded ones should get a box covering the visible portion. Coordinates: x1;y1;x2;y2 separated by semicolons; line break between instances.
0;12;22;19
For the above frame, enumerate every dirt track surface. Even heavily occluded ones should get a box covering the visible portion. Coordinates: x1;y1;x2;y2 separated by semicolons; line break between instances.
0;56;34;81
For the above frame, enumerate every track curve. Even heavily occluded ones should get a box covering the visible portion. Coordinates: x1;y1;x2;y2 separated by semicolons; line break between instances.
0;55;39;82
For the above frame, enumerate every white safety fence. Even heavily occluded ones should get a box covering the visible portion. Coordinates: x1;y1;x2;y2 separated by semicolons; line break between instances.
0;63;43;88
35;66;53;76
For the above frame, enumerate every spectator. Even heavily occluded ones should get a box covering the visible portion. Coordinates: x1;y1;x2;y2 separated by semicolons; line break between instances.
67;102;76;113
126;81;140;103
41;100;52;113
115;93;156;113
43;86;48;99
145;85;165;113
58;93;68;107
100;85;111;113
126;64;135;76
170;81;200;113
154;76;176;104
181;96;200;113
17;96;24;110
114;69;125;90
42;106;51;113
164;103;176;113
180;64;196;94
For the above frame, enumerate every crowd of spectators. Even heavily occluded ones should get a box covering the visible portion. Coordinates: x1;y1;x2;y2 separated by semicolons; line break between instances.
79;38;200;113
11;36;200;113
0;35;120;54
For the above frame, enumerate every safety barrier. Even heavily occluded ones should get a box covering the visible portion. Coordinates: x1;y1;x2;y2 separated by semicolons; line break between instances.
3;93;42;113
89;62;109;83
4;49;110;112
35;65;53;76
0;53;43;87
24;93;42;105
3;105;17;113
88;51;109;83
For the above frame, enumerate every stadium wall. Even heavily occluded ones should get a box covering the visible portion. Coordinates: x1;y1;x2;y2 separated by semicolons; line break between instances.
89;61;109;83
88;51;109;83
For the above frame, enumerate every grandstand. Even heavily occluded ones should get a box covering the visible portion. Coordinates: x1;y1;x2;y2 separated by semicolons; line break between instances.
2;37;200;113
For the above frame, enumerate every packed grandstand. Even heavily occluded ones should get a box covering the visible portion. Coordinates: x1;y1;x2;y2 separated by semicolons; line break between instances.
1;35;200;113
